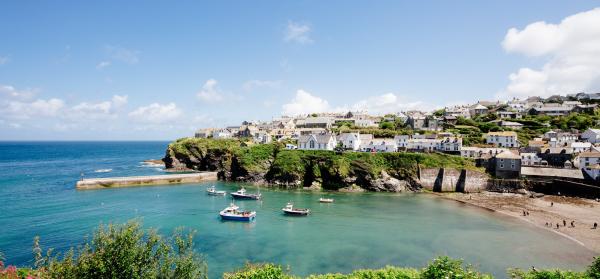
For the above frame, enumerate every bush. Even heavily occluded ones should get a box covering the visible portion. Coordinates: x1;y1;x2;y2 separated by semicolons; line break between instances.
223;263;294;279
40;220;206;279
421;256;492;279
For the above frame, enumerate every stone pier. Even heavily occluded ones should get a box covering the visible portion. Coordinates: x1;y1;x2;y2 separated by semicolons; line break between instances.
76;172;218;190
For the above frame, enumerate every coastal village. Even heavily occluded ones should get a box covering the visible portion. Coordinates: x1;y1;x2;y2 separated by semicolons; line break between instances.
194;92;600;189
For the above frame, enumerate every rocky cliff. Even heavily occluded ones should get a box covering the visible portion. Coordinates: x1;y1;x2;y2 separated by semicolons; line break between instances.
163;138;484;192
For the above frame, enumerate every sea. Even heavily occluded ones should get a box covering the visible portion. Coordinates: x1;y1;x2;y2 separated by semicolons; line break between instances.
0;141;595;278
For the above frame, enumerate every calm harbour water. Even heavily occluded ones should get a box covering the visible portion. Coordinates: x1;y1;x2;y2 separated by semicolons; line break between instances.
0;141;595;278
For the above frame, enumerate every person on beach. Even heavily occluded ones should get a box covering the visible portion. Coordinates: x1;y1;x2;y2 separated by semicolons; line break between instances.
551;202;554;207
523;210;526;216
556;223;560;229
563;220;566;227
571;221;575;227
527;211;529;216
545;222;548;227
594;222;597;229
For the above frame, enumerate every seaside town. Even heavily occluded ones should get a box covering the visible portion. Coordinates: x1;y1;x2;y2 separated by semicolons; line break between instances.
194;92;600;185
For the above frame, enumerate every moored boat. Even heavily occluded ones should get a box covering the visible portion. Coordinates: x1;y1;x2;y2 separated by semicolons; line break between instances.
319;198;334;203
230;187;261;200
219;203;256;221
282;202;310;216
207;185;226;196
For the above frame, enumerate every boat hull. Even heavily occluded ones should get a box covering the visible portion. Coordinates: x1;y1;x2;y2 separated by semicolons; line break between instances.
207;191;226;196
220;213;255;221
283;209;310;216
231;193;261;200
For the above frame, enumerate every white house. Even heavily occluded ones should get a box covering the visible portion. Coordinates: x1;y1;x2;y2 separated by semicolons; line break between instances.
439;137;462;152
285;143;297;150
253;132;272;144
298;134;337;151
569;142;591;154
394;135;410;149
520;152;542;166
406;138;442;152
355;119;378;128
212;129;233;139
337;132;361;151
578;152;600;180
360;138;398;152
485;131;519;148
581;129;600;144
460;147;509;159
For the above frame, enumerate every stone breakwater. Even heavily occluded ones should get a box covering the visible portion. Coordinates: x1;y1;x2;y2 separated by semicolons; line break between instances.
76;172;218;190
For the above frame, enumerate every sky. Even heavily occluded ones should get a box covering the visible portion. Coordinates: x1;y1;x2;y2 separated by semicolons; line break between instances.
1;1;600;140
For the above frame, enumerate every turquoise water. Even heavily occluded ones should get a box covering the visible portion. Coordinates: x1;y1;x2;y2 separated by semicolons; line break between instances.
0;142;595;278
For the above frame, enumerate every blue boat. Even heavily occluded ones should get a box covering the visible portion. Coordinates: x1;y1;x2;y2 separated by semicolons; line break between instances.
219;203;256;221
230;187;261;200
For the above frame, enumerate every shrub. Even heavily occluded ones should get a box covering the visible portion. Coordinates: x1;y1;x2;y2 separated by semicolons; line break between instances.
223;263;294;279
40;220;206;279
421;256;492;279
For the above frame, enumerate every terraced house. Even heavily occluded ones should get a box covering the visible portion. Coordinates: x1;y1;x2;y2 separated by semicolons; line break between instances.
485;131;519;148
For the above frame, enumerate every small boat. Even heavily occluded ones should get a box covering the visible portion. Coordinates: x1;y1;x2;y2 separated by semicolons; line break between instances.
319;198;334;203
206;185;226;196
282;202;310;216
230;187;261;200
219;203;256;221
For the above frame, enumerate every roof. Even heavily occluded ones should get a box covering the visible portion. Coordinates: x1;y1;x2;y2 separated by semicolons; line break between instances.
337;133;359;141
500;121;523;127
542;147;574;154
303;117;332;124
579;152;600;158
532;106;572;112
298;134;335;144
521;167;584;179
487;131;518;137
495;150;521;159
471;104;488;110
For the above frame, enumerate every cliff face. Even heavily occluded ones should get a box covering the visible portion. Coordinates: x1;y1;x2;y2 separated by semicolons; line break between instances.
163;138;483;192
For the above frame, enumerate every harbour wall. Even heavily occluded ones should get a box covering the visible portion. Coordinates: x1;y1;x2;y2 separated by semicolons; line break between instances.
418;168;488;193
76;172;218;190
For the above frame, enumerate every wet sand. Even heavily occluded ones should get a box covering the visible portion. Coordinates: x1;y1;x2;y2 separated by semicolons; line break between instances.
440;191;600;254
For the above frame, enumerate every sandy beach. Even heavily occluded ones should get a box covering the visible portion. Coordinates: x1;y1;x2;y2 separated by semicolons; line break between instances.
441;191;600;254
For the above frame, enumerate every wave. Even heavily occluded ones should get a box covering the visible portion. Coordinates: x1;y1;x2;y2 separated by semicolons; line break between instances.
94;169;113;173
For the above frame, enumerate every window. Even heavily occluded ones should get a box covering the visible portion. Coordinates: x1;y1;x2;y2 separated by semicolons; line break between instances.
309;140;315;148
500;164;504;168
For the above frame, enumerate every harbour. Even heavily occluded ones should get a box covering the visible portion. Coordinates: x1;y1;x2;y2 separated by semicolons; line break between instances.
75;172;218;190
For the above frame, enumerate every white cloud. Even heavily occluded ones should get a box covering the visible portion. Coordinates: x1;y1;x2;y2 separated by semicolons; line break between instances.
3;98;65;120
284;21;313;44
350;93;432;114
67;95;127;121
0;56;9;65
0;84;37;101
498;8;600;99
128;103;182;124
197;79;224;102
105;45;140;64
242;80;282;91
282;90;434;116
96;61;111;69
282;89;331;115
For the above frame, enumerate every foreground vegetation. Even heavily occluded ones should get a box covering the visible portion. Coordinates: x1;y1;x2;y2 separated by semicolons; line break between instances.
165;138;478;190
2;220;599;279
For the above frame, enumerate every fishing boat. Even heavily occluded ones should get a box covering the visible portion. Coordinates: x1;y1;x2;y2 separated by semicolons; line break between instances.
230;187;261;200
282;202;310;216
219;203;256;221
206;185;226;196
319;198;334;203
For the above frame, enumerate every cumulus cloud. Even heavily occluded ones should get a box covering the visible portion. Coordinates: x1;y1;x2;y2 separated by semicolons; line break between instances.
284;21;313;44
498;8;600;99
282;90;330;115
197;79;223;102
128;103;182;124
282;90;434;116
105;45;140;64
350;93;432;113
242;80;282;91
3;98;65;120
66;95;128;121
96;61;111;69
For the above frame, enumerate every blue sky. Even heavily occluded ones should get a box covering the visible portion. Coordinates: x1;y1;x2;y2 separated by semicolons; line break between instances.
1;1;599;140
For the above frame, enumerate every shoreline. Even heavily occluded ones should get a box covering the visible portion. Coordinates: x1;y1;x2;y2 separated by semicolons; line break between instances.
435;191;600;254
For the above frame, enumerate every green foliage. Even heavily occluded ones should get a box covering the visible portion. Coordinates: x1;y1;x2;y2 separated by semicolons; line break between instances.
379;121;395;130
223;263;294;279
421;256;492;279
587;256;600;279
41;220;206;279
508;268;587;279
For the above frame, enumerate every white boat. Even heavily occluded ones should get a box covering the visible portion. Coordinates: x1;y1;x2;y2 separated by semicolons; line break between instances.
206;185;226;196
219;203;256;221
282;202;310;216
319;198;334;203
230;187;261;200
